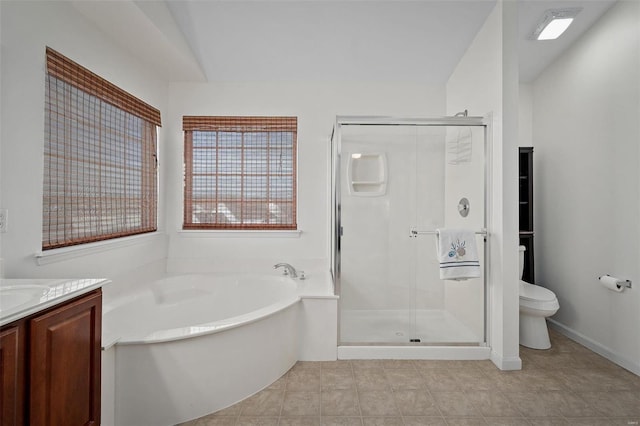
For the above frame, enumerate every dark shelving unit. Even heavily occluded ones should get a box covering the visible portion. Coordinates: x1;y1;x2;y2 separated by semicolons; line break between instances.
519;147;534;283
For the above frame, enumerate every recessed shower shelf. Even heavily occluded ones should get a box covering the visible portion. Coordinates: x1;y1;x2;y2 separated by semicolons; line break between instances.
348;153;387;197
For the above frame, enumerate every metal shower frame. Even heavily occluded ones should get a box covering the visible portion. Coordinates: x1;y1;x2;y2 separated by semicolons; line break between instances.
330;115;493;347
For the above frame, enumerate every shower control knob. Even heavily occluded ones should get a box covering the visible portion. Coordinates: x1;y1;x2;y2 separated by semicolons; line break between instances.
458;198;470;218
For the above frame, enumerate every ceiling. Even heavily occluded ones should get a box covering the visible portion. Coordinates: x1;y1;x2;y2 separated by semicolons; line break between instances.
518;0;617;82
72;0;618;84
165;0;496;84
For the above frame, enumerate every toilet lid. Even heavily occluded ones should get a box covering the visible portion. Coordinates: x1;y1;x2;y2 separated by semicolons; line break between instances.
519;281;557;302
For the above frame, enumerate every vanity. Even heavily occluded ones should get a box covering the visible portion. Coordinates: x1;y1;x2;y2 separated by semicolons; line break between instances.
0;278;108;426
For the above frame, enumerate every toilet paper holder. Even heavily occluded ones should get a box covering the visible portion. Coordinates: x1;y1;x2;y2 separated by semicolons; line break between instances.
599;274;632;289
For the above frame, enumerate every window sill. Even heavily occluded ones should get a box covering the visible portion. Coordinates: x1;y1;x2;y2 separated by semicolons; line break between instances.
35;232;165;266
177;230;302;238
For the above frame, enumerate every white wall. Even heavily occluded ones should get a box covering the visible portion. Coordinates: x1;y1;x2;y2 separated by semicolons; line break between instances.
166;81;445;271
532;0;640;374
519;83;533;148
446;0;521;370
0;1;169;280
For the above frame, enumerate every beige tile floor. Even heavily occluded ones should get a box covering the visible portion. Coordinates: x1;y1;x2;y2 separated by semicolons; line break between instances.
180;330;640;426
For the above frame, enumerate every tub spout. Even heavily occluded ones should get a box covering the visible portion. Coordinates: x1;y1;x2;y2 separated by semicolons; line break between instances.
274;263;298;278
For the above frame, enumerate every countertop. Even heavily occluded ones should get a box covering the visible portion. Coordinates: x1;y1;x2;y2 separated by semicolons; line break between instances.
0;278;110;327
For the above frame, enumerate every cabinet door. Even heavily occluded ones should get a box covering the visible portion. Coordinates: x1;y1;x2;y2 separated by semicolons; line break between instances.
0;324;25;426
29;290;101;426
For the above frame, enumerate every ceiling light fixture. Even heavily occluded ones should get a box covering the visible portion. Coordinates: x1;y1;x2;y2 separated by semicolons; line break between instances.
531;8;582;40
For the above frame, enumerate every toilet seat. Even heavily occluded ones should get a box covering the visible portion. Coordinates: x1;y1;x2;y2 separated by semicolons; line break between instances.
519;281;559;312
519;280;556;302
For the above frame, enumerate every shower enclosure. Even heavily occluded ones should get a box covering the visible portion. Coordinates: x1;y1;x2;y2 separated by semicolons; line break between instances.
331;116;490;359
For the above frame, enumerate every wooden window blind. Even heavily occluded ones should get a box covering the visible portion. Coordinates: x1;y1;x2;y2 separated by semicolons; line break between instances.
43;47;160;250
183;116;297;230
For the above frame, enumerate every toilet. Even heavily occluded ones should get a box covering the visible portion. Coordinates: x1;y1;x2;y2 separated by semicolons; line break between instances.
519;246;559;349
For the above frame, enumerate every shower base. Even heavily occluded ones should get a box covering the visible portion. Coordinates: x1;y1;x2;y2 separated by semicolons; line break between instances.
340;308;480;344
338;309;490;360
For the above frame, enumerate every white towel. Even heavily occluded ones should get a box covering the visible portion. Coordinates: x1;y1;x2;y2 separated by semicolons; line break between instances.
436;228;481;280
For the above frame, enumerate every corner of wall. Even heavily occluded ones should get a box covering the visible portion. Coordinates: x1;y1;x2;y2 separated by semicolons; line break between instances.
445;0;521;367
490;350;522;371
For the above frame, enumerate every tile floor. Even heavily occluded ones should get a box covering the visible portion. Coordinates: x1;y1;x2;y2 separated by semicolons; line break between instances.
180;330;640;426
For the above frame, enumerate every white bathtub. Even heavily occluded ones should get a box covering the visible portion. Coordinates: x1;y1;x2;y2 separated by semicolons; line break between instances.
102;271;337;426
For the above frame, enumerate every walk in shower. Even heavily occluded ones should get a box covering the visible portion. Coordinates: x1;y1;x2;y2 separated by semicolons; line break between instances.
331;116;490;359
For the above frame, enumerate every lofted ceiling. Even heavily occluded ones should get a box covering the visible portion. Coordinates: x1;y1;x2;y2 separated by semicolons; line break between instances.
71;0;618;84
165;0;496;83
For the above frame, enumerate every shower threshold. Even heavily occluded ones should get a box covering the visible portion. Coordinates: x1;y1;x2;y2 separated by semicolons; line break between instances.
337;344;491;360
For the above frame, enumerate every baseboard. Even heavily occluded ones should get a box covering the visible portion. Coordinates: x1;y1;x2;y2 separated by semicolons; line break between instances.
490;351;522;371
548;319;640;376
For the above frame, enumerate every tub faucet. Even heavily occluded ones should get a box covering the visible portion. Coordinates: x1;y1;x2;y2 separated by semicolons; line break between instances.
274;263;298;278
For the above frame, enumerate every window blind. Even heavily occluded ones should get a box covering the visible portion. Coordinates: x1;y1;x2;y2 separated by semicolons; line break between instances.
46;47;161;126
183;116;297;230
43;47;159;249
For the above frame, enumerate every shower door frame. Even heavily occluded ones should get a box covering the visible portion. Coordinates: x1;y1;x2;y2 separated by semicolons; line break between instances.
331;115;492;348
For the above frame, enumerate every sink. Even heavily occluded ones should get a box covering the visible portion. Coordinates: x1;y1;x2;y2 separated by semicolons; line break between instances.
0;285;50;313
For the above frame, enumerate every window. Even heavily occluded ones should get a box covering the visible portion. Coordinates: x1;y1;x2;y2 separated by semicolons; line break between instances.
43;47;161;250
183;116;297;230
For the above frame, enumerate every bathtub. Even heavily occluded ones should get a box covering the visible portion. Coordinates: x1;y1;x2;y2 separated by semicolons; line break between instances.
102;271;337;426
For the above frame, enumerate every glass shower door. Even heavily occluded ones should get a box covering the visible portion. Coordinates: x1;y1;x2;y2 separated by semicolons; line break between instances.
336;120;486;346
412;124;486;344
338;125;419;344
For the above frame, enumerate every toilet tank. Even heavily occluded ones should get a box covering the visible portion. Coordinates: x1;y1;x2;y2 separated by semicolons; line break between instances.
519;246;526;280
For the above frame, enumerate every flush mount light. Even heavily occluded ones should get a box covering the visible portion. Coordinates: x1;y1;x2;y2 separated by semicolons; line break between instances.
531;8;582;40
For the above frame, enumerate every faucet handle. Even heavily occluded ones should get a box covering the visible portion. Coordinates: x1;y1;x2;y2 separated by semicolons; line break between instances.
299;271;306;280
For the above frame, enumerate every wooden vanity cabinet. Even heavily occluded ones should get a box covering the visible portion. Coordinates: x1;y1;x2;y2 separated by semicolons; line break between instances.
1;324;25;426
0;289;102;426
